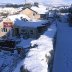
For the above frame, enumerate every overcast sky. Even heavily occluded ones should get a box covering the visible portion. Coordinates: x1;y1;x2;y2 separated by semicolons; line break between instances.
0;0;72;4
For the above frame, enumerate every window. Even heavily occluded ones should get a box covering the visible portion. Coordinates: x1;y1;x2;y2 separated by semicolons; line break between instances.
30;30;33;34
15;28;20;37
41;14;46;19
20;17;28;21
23;32;29;39
33;13;35;16
1;28;7;32
21;29;25;34
37;27;44;33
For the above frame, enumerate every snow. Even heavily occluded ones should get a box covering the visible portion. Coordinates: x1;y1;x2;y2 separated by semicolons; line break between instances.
53;21;72;72
16;38;32;48
0;4;71;72
14;22;57;72
0;51;22;72
60;14;68;23
14;19;48;28
8;14;31;22
0;7;20;14
8;14;48;28
48;12;54;18
31;4;48;14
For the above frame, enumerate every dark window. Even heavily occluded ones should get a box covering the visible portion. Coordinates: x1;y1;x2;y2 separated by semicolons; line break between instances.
23;32;29;39
30;30;33;34
40;14;46;19
21;29;25;32
15;28;19;36
21;29;26;34
1;28;7;32
37;27;43;33
33;13;35;16
21;29;29;38
21;17;28;21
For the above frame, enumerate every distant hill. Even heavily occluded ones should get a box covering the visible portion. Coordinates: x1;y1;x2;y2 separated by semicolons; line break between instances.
0;3;24;8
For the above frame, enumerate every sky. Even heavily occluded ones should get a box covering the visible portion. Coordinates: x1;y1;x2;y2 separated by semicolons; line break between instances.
0;0;72;5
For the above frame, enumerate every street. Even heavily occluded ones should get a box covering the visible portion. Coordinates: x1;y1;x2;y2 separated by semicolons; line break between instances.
53;22;72;72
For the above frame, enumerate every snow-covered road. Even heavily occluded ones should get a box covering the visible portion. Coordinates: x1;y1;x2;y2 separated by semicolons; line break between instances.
53;22;72;72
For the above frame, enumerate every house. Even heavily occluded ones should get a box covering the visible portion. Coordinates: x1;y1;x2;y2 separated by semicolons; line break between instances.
0;14;30;39
13;19;48;39
20;8;40;20
31;4;49;19
0;14;49;39
47;10;60;22
0;18;13;38
20;4;49;20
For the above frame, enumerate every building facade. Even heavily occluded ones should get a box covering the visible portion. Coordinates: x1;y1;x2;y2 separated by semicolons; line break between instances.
0;18;13;38
20;8;40;20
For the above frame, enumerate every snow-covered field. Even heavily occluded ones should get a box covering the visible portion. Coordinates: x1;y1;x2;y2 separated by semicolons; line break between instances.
14;22;56;72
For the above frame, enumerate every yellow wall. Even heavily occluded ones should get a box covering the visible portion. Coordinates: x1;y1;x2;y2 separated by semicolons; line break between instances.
20;8;40;20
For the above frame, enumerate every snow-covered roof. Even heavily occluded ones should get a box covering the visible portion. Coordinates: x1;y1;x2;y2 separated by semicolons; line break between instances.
8;14;31;22
7;14;48;28
0;7;19;14
14;19;48;28
31;4;48;14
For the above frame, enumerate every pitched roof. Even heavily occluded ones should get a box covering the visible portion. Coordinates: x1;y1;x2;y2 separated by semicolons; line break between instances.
8;14;30;23
14;19;48;28
31;5;48;14
20;7;38;14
